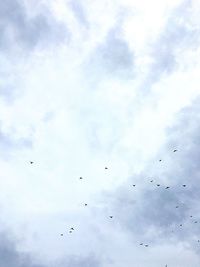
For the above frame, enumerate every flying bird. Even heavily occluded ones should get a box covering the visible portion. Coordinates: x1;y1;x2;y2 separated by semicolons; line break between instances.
190;216;193;218
150;180;153;182
176;206;179;208
157;184;160;186
165;186;170;189
79;177;83;180
173;149;177;152
105;167;108;169
70;228;74;230
140;243;143;245
182;184;186;187
159;159;162;162
109;216;113;219
198;240;200;243
60;234;63;236
30;161;34;164
194;221;198;224
180;224;182;227
145;245;149;247
84;203;88;206
69;231;72;233
132;184;136;187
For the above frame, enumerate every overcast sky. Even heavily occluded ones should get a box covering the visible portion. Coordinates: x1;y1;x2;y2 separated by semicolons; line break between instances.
0;0;200;266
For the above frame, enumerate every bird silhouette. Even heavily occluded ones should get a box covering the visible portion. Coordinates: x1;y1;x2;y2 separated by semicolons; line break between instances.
30;161;34;164
105;167;108;169
182;184;186;187
145;245;149;247
140;243;143;245
159;159;162;162
84;203;88;206
150;180;153;182
194;221;198;224
165;186;170;189
70;228;74;230
60;234;63;236
173;149;177;152
109;216;113;218
190;216;193;218
79;177;83;180
176;206;179;208
69;231;72;233
180;224;182;227
157;184;160;186
132;184;136;187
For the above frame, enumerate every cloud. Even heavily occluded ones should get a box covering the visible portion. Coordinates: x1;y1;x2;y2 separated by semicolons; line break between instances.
0;0;68;52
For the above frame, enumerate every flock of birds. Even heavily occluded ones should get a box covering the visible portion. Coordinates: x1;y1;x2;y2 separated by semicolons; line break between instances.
29;149;198;266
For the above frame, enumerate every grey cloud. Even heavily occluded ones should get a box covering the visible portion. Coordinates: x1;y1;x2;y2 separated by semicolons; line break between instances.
143;0;200;88
0;0;68;51
103;97;200;252
84;28;134;80
69;0;89;28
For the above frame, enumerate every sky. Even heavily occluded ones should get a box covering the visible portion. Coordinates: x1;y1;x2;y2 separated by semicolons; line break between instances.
0;0;200;266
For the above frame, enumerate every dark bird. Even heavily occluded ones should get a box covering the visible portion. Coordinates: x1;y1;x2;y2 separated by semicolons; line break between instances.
105;167;108;169
159;159;162;162
145;245;149;247
30;161;34;164
176;206;179;208
182;184;186;187
79;177;83;180
173;149;177;152
69;231;72;233
157;184;160;186
109;216;113;219
195;221;198;224
150;180;153;182
70;228;74;230
190;216;193;218
180;224;182;227
165;186;170;189
140;243;143;245
132;184;136;187
198;240;200;242
84;203;88;206
60;234;63;236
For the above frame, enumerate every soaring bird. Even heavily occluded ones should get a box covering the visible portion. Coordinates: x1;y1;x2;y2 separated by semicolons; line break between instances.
70;228;74;230
30;161;34;164
165;186;170;189
109;216;113;219
173;149;177;152
79;177;83;180
132;184;136;187
60;234;63;236
176;206;179;208
180;224;182;227
195;221;198;224
140;243;143;245
157;184;160;186
69;231;72;233
198;240;200;243
84;203;88;206
190;216;193;218
159;159;162;162
105;167;108;170
150;180;153;182
182;184;186;187
145;245;149;247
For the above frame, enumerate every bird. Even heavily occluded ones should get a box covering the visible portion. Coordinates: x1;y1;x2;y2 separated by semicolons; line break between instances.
145;245;149;247
84;203;88;206
109;216;113;219
159;159;162;162
198;240;200;243
69;231;72;233
182;184;186;187
132;184;136;187
190;216;193;218
165;186;170;189
157;184;160;186
194;221;198;224
60;234;63;236
105;167;108;170
79;177;83;180
30;161;34;164
70;228;74;230
173;149;177;152
140;243;143;245
180;224;182;227
176;206;179;208
150;180;153;182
